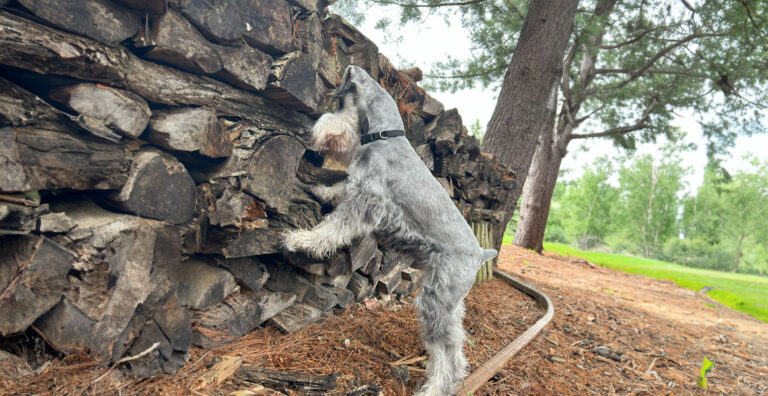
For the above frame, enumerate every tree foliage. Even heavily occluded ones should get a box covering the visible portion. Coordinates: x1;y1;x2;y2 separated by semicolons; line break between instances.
338;0;767;152
559;157;616;248
546;154;768;275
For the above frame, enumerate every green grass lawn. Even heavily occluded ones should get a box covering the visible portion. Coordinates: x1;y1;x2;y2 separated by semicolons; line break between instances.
538;242;768;322
503;233;768;322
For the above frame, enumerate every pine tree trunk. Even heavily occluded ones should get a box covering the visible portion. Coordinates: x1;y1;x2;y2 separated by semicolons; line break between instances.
512;131;567;253
480;0;579;250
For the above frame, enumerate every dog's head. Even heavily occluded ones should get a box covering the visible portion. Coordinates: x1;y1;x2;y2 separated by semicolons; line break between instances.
311;66;399;166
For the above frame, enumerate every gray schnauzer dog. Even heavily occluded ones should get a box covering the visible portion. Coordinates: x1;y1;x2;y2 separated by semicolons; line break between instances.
284;65;498;396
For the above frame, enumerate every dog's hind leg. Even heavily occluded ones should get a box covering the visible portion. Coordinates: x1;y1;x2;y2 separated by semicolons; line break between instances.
414;264;472;396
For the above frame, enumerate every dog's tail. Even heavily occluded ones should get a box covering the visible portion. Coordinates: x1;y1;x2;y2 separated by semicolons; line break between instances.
481;248;498;263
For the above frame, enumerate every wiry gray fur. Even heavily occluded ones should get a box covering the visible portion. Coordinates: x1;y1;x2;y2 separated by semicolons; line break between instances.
284;65;498;396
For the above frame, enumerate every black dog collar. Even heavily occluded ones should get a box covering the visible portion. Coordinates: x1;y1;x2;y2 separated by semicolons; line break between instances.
360;130;405;145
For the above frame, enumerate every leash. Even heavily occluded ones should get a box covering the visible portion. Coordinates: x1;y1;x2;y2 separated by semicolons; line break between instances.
360;130;405;145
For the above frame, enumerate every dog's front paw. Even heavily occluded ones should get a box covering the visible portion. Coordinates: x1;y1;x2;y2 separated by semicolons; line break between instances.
283;230;310;253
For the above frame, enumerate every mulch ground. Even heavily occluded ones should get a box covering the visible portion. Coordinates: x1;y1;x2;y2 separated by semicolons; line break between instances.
1;245;766;395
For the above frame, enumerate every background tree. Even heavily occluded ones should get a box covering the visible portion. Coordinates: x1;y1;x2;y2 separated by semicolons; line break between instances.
718;159;768;271
559;157;616;249
614;149;687;257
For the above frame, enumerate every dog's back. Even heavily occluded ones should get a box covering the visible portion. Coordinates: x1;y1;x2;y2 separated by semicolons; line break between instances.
349;137;493;265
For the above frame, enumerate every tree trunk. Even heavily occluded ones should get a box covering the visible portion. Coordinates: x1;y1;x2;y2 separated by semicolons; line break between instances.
513;128;568;253
480;0;579;250
510;0;618;253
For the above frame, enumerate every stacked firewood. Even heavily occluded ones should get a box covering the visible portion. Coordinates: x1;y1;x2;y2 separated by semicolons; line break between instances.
0;0;514;377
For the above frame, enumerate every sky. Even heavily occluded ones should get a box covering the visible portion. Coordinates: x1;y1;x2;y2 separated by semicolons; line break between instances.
343;5;768;193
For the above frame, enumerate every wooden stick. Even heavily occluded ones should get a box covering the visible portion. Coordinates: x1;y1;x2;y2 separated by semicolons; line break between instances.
456;270;554;395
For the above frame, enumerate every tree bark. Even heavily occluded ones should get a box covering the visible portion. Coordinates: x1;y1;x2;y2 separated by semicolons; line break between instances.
511;0;618;253
480;0;579;250
512;121;567;253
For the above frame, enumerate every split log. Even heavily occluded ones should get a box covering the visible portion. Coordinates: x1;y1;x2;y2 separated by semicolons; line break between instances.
284;252;326;276
147;107;232;158
416;94;445;121
270;303;327;334
297;13;324;70
426;109;465;156
192;291;295;348
17;0;140;44
49;83;151;139
33;298;96;352
415;144;434;171
0;78;60;128
346;272;373;301
436;177;454;197
214;44;273;91
242;135;305;214
206;228;283;258
143;9;222;74
114;0;167;16
0;127;29;193
318;270;354;290
13;126;132;191
400;67;423;82
119;295;191;377
0;77;123;142
208;188;265;229
303;282;355;310
287;0;322;13
350;236;378;272
0;235;74;335
235;366;338;393
37;200;186;363
302;283;341;311
404;113;427;147
0;11;313;134
359;249;384;283
174;0;293;54
175;257;237;309
375;264;402;295
264;261;311;300
401;268;423;283
0;201;46;235
348;41;380;81
297;155;349;185
107;149;196;224
317;48;344;88
216;256;269;292
37;212;76;233
325;14;369;46
325;251;350;277
265;52;323;113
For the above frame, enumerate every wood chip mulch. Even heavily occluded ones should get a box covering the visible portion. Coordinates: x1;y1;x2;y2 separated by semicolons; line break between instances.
1;245;766;395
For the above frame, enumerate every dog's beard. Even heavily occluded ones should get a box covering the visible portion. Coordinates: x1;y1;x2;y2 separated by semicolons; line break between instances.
311;97;360;167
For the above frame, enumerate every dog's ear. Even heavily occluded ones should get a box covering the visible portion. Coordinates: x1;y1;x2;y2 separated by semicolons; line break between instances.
334;66;356;99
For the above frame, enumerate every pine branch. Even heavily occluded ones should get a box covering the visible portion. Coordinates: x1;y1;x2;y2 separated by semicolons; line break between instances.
569;95;659;140
599;24;674;50
370;0;488;7
585;32;724;96
594;68;710;79
424;64;507;79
